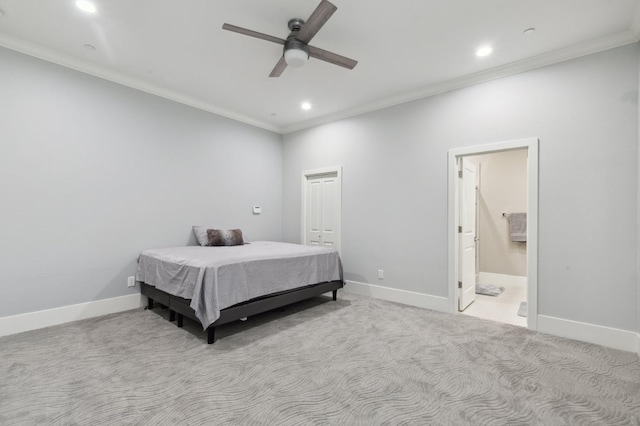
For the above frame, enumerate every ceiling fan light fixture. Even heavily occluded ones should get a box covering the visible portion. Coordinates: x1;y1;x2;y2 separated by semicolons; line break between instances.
222;0;357;77
284;41;309;68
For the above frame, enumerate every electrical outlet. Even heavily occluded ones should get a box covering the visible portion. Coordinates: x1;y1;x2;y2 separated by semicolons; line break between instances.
377;269;384;280
127;276;135;287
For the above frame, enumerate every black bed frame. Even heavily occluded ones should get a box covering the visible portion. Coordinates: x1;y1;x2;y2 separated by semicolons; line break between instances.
140;280;344;344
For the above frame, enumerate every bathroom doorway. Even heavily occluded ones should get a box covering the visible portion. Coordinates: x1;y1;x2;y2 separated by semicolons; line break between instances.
460;150;528;326
448;138;538;330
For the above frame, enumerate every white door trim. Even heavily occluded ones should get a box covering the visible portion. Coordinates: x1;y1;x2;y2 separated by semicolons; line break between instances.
301;166;343;254
447;138;539;330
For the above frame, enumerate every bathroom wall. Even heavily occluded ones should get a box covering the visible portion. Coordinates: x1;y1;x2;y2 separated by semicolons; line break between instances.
474;149;528;277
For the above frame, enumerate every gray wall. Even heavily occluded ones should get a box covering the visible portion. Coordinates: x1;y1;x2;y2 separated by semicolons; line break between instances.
0;47;283;317
283;44;639;332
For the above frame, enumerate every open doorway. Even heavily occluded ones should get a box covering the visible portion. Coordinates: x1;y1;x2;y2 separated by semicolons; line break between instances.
459;150;528;327
447;138;538;330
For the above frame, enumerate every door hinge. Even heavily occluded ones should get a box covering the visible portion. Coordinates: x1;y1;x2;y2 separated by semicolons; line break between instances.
458;226;462;233
458;170;462;178
458;281;462;289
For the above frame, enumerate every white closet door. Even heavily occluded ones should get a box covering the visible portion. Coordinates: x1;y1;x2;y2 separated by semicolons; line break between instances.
304;172;340;249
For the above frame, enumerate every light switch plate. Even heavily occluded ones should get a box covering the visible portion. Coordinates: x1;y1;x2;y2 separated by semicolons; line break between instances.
252;206;262;214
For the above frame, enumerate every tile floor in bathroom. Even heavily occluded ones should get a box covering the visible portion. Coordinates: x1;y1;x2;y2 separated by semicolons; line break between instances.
461;279;527;327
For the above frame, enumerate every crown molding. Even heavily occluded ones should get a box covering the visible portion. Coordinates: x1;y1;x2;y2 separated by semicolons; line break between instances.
0;33;281;134
282;29;640;134
2;25;639;137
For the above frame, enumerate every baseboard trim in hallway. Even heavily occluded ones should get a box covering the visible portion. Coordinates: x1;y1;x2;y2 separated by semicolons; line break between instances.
537;315;638;353
344;280;449;313
0;293;144;337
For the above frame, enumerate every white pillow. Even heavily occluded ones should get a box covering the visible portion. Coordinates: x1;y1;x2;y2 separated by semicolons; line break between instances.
192;226;209;246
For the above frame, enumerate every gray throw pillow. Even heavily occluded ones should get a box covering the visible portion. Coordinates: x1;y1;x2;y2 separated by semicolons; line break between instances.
207;229;244;246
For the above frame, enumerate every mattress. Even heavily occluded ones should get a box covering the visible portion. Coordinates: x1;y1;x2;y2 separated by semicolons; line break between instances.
136;241;342;328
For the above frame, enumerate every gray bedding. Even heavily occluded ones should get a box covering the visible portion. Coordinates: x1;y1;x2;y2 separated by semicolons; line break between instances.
136;241;342;329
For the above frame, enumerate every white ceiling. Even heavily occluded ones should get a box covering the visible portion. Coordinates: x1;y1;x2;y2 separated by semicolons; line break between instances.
1;0;639;134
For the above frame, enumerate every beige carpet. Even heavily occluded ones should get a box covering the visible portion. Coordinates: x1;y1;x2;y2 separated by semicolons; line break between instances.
1;293;639;425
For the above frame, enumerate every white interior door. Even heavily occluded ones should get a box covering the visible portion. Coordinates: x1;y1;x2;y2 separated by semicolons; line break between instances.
306;178;323;246
304;171;340;250
459;157;477;311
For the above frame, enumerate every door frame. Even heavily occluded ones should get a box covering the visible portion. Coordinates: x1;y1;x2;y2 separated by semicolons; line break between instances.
301;166;343;254
447;138;539;330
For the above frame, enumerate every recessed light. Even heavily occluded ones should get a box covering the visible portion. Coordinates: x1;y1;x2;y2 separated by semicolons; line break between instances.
76;1;97;14
476;46;493;57
523;27;536;35
301;102;312;110
83;44;96;51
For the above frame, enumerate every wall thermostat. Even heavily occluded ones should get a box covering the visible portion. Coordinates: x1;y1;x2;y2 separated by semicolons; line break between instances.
252;206;262;214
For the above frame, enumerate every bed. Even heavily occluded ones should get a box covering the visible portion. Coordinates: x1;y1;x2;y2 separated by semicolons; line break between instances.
136;241;344;344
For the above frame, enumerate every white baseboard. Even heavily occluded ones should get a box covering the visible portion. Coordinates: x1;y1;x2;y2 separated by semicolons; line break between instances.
478;272;527;287
0;293;144;338
343;280;449;313
537;315;639;353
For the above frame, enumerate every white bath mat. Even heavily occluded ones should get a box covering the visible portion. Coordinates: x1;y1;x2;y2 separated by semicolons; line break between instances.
475;284;505;297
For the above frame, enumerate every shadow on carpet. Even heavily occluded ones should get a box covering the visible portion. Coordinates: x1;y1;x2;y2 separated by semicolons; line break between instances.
150;295;350;349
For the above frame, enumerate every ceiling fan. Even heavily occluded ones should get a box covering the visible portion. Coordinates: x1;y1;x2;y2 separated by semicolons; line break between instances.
222;0;358;77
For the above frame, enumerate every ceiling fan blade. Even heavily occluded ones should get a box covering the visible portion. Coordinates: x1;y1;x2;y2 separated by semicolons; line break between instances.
296;0;337;44
269;56;288;77
308;45;358;70
222;23;285;45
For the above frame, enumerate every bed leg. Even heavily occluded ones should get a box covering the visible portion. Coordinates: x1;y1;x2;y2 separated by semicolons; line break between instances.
332;290;337;301
148;298;154;310
207;327;216;344
177;314;184;328
169;310;176;322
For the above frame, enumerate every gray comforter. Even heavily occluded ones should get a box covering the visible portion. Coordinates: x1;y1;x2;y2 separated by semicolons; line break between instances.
136;241;342;328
